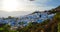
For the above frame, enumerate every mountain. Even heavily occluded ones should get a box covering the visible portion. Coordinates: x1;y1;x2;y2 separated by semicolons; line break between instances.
47;5;60;14
55;6;60;9
55;6;60;12
0;6;59;27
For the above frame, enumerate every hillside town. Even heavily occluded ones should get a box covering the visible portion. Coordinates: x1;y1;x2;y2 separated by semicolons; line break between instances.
0;6;60;32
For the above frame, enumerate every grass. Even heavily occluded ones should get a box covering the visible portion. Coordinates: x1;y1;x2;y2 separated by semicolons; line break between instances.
58;22;60;32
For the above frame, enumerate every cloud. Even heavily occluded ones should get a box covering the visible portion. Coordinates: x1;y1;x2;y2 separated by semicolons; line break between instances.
0;0;57;17
18;0;52;5
0;0;2;10
1;0;55;12
18;5;55;12
17;0;54;11
0;11;33;17
35;0;52;3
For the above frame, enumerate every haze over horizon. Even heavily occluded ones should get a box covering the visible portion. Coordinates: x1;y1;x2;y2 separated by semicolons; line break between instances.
0;11;34;17
0;0;60;11
0;0;60;17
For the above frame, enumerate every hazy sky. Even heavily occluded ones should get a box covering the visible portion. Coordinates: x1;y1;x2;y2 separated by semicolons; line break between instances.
0;11;33;17
0;0;60;12
0;0;60;17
